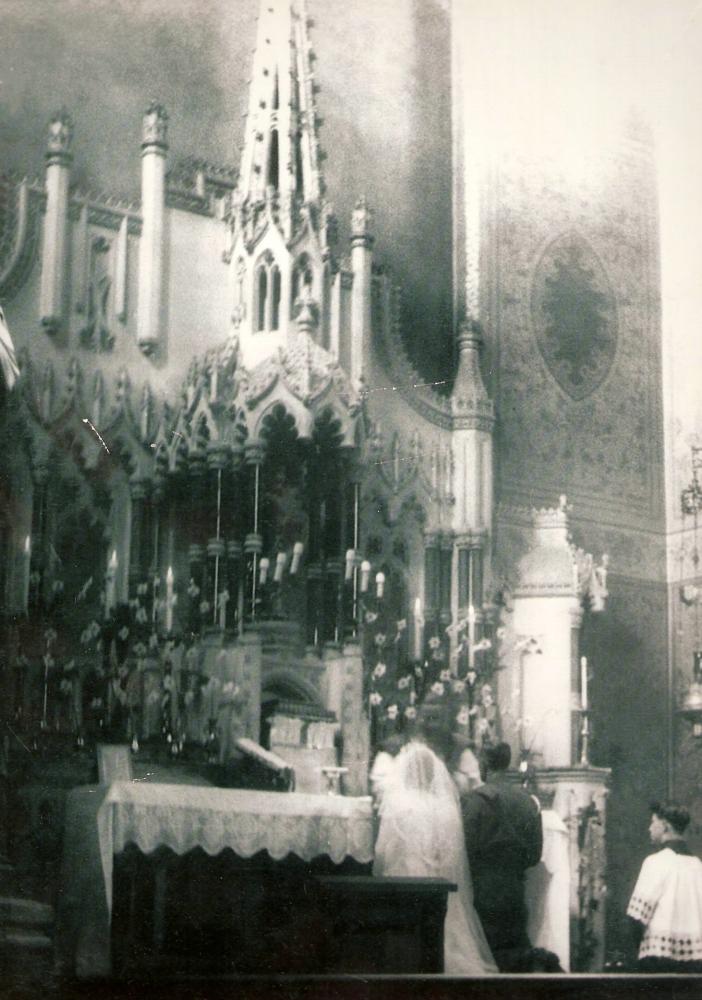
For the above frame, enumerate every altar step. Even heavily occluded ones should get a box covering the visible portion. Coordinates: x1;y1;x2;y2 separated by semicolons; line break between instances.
0;896;54;965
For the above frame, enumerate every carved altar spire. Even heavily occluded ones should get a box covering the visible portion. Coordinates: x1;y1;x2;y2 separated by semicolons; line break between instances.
236;0;323;240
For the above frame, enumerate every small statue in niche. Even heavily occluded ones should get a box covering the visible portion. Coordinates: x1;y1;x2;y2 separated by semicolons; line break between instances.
80;237;115;353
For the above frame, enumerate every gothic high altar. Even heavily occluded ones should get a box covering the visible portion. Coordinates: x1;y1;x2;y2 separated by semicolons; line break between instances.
0;0;624;973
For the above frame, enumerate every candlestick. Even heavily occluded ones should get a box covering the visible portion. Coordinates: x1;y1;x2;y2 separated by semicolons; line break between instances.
259;557;270;586
165;565;174;634
218;589;230;630
413;597;424;661
152;575;160;624
468;604;476;671
345;548;356;582
105;550;118;619
290;542;303;575
23;534;31;611
580;709;590;766
581;656;588;711
360;560;371;593
375;571;385;600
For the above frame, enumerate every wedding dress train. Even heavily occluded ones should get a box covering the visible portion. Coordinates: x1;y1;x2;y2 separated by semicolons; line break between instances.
372;741;497;976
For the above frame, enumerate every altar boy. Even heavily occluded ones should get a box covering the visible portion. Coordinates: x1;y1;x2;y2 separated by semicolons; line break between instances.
627;801;702;973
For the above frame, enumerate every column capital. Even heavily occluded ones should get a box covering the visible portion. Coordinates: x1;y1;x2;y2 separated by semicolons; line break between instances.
141;102;169;154
206;442;230;471
129;477;150;501
46;109;74;167
245;440;265;465
350;195;374;249
188;450;207;477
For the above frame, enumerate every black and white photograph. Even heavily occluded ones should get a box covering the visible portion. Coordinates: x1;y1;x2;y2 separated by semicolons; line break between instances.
0;0;701;996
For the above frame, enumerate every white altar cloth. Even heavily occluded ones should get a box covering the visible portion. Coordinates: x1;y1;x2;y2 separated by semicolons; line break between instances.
98;782;374;909
56;782;374;978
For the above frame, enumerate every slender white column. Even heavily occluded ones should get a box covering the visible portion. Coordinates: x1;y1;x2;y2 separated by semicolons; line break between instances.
349;196;373;386
39;111;73;333
137;103;168;356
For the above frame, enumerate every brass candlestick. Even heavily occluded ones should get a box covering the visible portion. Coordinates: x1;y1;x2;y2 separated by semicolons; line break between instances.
579;709;591;767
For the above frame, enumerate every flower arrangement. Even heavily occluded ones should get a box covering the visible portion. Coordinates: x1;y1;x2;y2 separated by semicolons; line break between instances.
361;584;499;751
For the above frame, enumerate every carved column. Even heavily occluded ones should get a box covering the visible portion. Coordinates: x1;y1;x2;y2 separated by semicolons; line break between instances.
40;111;73;333
187;452;207;633
28;464;50;611
424;532;441;646
128;478;150;594
439;534;453;630
244;440;264;624
206;443;229;628
137;103;168;355
225;443;244;634
349;197;374;386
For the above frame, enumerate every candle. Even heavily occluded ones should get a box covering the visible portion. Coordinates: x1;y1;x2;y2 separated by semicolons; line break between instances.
274;552;286;584
165;566;174;634
152;575;160;623
218;589;229;630
375;571;385;600
259;557;270;586
581;656;588;711
23;534;31;611
105;550;118;618
345;548;356;582
360;560;371;593
413;597;423;661
290;542;303;575
468;604;476;671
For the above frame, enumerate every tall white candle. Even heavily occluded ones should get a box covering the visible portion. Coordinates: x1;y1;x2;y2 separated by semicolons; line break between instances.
290;542;304;575
581;655;588;711
23;534;31;611
413;597;423;661
274;551;286;584
375;571;385;600
259;557;270;586
345;549;355;582
360;560;371;593
105;550;118;618
165;565;174;633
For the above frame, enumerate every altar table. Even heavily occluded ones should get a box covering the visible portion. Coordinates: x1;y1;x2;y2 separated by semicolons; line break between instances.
55;782;374;978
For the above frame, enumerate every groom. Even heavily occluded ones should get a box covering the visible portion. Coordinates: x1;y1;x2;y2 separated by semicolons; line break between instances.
461;742;543;972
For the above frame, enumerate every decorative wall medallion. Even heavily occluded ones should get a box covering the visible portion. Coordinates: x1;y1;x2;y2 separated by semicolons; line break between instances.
532;231;617;400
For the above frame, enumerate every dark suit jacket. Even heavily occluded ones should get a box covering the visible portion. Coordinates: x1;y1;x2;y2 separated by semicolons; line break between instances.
462;777;543;915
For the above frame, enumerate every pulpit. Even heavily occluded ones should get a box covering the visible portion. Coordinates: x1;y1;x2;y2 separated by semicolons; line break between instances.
498;499;611;970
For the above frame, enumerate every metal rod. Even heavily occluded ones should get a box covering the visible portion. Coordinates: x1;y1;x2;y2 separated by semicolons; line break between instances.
213;467;222;625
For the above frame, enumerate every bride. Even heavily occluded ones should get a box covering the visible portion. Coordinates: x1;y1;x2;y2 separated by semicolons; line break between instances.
373;740;497;975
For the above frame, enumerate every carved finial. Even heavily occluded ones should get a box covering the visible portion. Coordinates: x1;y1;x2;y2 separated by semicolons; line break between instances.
142;102;169;151
451;317;492;420
41;362;54;423
92;370;105;427
116;368;130;407
141;382;153;440
294;283;319;334
46;109;74;165
351;195;374;246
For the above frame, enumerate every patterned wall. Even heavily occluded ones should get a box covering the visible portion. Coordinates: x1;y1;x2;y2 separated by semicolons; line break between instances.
485;135;664;531
487;132;669;960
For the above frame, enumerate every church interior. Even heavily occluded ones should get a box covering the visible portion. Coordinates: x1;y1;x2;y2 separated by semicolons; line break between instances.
1;0;702;987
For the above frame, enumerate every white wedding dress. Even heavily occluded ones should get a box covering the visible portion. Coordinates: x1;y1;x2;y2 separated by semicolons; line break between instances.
372;741;497;976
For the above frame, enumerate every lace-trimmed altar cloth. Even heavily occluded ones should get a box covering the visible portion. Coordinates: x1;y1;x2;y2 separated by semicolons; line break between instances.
57;782;373;978
98;782;374;910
